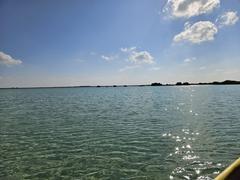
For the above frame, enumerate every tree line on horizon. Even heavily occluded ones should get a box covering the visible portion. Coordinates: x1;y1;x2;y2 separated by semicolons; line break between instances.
150;80;240;86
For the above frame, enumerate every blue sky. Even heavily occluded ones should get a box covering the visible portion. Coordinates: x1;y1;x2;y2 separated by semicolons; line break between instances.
0;0;240;87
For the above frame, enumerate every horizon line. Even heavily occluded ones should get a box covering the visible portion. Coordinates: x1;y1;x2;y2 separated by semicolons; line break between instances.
0;80;240;89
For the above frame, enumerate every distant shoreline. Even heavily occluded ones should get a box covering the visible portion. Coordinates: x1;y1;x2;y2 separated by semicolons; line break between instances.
0;80;240;89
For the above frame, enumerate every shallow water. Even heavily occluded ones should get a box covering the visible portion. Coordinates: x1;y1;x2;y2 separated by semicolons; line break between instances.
0;86;240;179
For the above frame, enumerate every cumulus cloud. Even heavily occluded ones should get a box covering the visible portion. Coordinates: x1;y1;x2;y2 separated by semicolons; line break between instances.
0;51;22;66
128;51;154;64
121;47;155;64
164;0;220;18
216;11;239;27
101;55;118;61
174;21;218;44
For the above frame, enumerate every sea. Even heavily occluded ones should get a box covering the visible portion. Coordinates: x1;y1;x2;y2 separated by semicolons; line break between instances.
0;85;239;179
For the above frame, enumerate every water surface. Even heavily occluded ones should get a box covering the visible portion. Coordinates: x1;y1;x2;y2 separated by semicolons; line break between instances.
0;86;240;179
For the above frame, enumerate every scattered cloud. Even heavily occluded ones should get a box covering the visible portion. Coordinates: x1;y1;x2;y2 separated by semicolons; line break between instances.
121;47;155;64
163;0;220;18
101;47;154;65
119;65;140;72
0;51;22;66
120;47;136;53
184;57;196;63
101;55;118;61
173;21;218;44
184;59;191;63
128;51;154;64
216;11;239;27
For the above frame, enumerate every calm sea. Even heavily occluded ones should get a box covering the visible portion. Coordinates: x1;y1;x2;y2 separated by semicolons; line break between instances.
0;86;239;179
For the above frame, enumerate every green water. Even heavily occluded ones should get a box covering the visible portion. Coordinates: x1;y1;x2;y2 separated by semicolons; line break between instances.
0;86;239;179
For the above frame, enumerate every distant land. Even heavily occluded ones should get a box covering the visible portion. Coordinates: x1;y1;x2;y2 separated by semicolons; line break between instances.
151;80;240;86
0;80;240;89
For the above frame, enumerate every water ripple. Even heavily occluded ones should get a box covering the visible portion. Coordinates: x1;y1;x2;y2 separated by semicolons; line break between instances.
0;86;240;179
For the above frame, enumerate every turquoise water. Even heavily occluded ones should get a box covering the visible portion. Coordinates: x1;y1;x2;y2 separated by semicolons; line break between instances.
0;86;239;179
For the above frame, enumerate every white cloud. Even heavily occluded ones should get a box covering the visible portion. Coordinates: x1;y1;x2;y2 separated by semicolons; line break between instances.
121;47;155;64
101;55;117;61
0;51;22;66
120;47;136;52
184;21;191;29
174;21;218;44
184;57;196;63
164;0;220;18
119;65;140;72
216;11;239;27
128;51;154;64
184;58;192;63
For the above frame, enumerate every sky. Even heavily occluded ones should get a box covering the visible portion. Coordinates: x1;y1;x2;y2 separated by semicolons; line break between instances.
0;0;240;87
